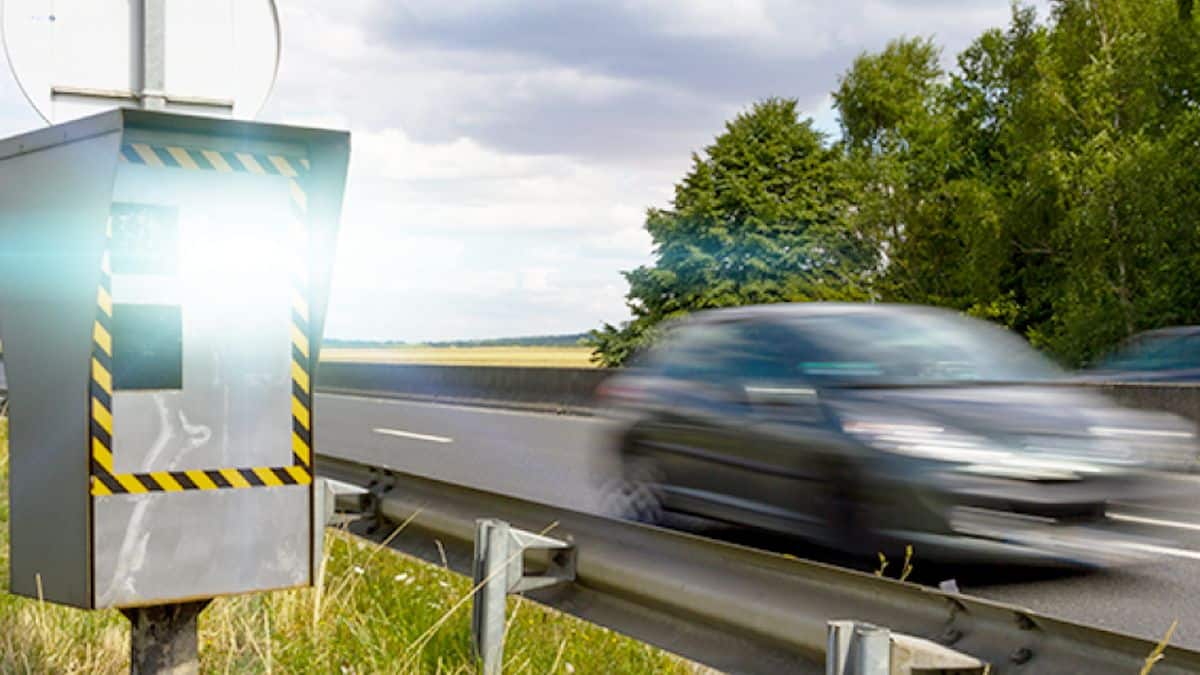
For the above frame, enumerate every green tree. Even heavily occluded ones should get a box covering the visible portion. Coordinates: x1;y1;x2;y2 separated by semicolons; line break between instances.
1029;0;1200;363
834;1;1200;365
595;0;1200;368
588;99;858;366
833;37;969;308
835;36;944;154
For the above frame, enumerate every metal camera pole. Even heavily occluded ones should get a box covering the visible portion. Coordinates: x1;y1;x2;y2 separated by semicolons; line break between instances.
121;4;193;671
122;601;210;675
131;0;167;111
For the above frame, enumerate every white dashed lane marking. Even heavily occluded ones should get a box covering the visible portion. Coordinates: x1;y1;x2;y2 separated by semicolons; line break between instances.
1110;512;1200;533
373;427;454;444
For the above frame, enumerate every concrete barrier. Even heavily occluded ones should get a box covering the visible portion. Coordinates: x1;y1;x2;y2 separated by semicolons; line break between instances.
313;361;1200;429
1085;381;1200;427
315;362;608;414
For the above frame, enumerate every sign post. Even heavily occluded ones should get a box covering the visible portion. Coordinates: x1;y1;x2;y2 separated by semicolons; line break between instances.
123;601;209;675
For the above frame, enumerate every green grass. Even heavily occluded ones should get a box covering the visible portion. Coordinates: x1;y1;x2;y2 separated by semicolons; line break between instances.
0;417;704;673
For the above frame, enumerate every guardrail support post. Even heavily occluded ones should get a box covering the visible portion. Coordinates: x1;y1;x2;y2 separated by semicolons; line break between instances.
849;623;890;675
122;600;209;675
827;620;855;675
828;620;987;675
313;477;370;576
472;518;575;675
473;519;509;675
827;621;890;675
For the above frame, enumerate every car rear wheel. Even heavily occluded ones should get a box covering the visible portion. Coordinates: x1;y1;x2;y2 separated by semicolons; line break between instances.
602;453;665;525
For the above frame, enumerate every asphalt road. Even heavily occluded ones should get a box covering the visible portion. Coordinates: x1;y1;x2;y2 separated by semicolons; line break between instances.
315;392;1200;651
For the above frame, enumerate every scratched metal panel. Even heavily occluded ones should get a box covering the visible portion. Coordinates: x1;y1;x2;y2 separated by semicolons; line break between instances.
107;161;294;473
0;114;124;608
89;132;310;605
92;486;310;608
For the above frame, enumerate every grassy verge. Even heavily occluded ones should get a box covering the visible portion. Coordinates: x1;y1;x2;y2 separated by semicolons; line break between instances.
0;417;700;673
320;346;597;368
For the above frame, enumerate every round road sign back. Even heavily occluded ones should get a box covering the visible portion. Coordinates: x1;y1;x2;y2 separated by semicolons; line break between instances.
1;0;281;124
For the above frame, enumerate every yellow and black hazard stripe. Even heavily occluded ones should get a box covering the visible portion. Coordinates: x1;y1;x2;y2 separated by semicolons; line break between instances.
89;221;119;495
91;143;314;496
119;142;311;177
91;461;313;495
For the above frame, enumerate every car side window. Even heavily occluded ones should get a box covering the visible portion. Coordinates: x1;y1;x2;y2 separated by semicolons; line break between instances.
655;323;743;381
787;317;890;380
725;322;804;381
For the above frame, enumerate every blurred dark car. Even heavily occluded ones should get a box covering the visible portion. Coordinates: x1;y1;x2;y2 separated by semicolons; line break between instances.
1083;326;1200;382
598;303;1198;567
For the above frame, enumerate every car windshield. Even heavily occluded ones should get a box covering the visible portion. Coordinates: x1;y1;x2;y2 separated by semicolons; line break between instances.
790;310;1063;384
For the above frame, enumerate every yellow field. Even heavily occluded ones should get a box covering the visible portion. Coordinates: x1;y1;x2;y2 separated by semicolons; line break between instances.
320;345;597;368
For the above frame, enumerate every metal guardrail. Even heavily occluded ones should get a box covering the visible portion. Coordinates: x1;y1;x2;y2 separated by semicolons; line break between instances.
317;453;1200;675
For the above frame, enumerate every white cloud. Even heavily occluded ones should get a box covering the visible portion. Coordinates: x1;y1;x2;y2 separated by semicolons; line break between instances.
317;122;661;338
260;0;1051;338
622;0;778;41
338;126;674;235
521;267;553;292
0;0;1052;341
265;0;1055;340
355;128;541;181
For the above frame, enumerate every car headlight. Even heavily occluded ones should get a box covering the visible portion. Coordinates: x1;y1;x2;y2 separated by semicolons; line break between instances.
1088;426;1194;440
842;419;1108;480
841;420;1014;464
1088;425;1198;469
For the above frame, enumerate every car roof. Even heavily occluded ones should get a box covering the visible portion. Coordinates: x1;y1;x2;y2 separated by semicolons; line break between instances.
682;302;953;325
1125;326;1200;341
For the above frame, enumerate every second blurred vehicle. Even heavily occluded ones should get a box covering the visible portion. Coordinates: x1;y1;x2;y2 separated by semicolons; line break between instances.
1083;326;1200;382
599;303;1197;567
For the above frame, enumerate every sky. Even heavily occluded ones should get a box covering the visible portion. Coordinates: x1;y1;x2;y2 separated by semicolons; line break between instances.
0;0;1051;342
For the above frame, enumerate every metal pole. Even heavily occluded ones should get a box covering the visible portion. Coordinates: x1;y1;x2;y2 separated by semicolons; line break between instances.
139;0;167;109
121;601;209;675
472;519;511;675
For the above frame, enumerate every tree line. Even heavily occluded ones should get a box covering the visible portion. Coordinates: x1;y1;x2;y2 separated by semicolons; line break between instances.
589;0;1200;368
